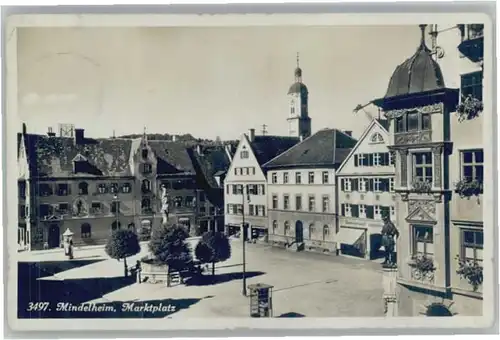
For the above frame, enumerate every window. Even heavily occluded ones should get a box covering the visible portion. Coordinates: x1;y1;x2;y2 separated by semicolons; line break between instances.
422;113;431;130
240;150;249;159
461;149;484;182
81;223;91;238
321;171;329;184
389;178;395;192
91;202;102;214
413;152;433;183
39;204;52;218
308;195;315;212
258;185;265;195
341;203;352;217
122;183;131;193
295;195;302;210
98;183;107;194
56;183;69;196
407;112;419;131
18;181;26;199
110;183;119;194
283;195;290;210
141;179;151;193
309;224;315;239
370;132;384;143
247;184;258;195
78;182;88;195
461;229;483;263
359;178;368;192
111;201;120;214
395;116;404;133
342;178;352;192
57;203;69;214
272;173;277;184
141;198;152;213
390;206;395;218
373;153;381;166
257;205;265;216
358;154;366;167
374;178;382;192
141;163;152;174
359;204;366;218
283;172;289;184
461;71;483;101
284;221;290;235
141;148;148;159
272;220;278;234
272;195;278;209
374;205;381;219
323;225;329;240
412;225;434;256
249;204;255;216
308;172;314;184
295;172;302;184
322;196;330;213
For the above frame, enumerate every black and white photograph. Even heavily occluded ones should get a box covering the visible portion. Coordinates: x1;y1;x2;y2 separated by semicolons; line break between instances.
3;9;496;334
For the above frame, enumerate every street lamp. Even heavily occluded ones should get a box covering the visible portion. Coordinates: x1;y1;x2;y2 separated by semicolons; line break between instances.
242;184;251;297
113;192;119;230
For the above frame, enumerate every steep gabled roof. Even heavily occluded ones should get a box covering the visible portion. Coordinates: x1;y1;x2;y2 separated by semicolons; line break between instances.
248;135;300;166
188;146;232;188
336;118;390;174
21;133;133;177
263;129;357;169
148;140;196;175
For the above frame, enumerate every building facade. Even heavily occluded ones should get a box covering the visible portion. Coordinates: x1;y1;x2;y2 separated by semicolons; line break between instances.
17;125;231;251
224;130;299;241
336;118;396;259
373;24;484;316
265;129;357;254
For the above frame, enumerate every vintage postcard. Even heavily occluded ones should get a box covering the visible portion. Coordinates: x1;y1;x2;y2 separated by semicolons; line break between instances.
3;7;497;335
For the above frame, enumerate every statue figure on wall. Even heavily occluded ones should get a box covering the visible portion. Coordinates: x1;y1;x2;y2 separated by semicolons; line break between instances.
160;184;170;225
381;213;400;268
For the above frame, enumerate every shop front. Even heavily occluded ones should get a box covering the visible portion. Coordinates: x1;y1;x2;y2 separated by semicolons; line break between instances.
337;218;384;259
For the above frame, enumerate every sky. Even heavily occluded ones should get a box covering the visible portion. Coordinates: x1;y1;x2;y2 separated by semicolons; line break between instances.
17;26;423;140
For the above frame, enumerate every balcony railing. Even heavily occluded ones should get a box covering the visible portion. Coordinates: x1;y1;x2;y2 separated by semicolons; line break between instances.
458;24;484;62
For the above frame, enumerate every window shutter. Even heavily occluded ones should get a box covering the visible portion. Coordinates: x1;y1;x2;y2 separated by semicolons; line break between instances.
368;154;374;166
366;205;374;219
341;204;345;216
354;155;359;167
341;178;345;190
368;178;374;191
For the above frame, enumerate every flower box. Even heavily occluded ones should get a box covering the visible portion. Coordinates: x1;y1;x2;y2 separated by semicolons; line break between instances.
454;179;483;198
409;254;436;276
456;95;483;122
455;256;483;292
411;179;432;194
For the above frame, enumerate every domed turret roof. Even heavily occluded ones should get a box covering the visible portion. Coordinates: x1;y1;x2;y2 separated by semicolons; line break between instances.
384;25;445;99
288;82;308;95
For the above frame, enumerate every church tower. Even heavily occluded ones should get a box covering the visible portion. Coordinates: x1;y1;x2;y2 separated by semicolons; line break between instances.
287;53;311;139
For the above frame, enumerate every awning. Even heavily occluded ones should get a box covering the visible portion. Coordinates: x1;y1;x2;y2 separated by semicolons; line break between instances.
337;227;365;245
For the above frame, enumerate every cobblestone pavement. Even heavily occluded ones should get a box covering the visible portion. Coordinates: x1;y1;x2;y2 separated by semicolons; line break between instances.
20;240;385;318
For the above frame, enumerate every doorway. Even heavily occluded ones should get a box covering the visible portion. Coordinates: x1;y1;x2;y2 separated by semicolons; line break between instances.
48;224;60;249
295;221;304;243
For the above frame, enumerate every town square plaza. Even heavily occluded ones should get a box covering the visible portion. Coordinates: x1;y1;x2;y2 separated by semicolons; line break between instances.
18;239;385;318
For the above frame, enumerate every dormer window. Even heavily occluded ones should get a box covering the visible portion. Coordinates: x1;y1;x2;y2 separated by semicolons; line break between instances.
72;153;88;174
141;148;149;159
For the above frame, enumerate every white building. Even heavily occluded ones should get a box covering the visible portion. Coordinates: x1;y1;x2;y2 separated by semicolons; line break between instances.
335;118;396;259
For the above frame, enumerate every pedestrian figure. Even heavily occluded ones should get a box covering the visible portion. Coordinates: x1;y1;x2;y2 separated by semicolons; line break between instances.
381;213;399;267
68;239;74;260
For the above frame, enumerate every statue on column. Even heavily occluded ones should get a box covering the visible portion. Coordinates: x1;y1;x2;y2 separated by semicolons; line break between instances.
160;184;170;225
381;213;399;268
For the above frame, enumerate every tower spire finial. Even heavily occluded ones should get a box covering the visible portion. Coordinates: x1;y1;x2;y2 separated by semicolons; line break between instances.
296;52;300;68
419;24;427;45
294;52;302;81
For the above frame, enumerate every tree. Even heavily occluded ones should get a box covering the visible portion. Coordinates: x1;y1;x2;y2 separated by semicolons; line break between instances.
195;231;231;276
148;223;193;273
105;229;141;277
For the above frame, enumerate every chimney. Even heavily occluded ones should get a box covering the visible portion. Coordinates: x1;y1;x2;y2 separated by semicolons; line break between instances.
47;127;56;137
74;128;85;144
22;123;27;135
248;128;255;142
344;130;353;137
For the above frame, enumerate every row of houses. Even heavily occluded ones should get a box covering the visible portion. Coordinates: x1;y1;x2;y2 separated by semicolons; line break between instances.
17;126;236;250
224;24;485;317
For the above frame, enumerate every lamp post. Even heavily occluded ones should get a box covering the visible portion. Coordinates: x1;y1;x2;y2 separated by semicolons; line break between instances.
113;192;120;231
242;184;250;297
